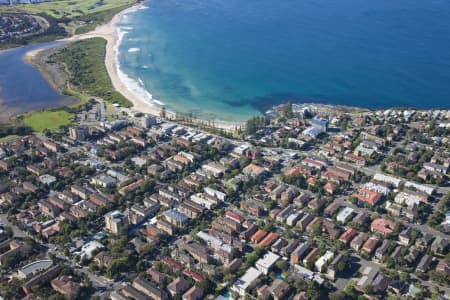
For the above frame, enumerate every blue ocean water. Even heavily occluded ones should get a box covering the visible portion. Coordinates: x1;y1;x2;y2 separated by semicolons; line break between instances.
118;0;450;121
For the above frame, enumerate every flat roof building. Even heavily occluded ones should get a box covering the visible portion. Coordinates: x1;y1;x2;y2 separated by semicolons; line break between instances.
256;251;280;275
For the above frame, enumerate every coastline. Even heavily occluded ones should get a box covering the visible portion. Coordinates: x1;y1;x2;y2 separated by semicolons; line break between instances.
23;1;242;130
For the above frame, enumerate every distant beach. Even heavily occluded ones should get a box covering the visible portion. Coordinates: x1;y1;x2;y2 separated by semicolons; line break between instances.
23;1;242;130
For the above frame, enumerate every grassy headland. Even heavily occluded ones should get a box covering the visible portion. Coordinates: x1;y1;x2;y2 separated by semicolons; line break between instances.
49;37;131;107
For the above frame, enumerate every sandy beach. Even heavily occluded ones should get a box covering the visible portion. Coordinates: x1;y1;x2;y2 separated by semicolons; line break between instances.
24;2;242;130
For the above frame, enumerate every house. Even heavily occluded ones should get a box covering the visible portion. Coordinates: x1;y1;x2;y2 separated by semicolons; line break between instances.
362;237;379;255
121;285;149;300
302;248;320;265
431;237;449;255
0;240;30;266
336;207;354;223
269;279;291;300
436;260;450;275
345;152;367;166
71;185;89;200
308;198;326;210
225;210;244;224
372;273;390;293
271;238;287;254
416;254;433;273
351;232;369;251
257;232;279;248
22;265;63;295
297;213;314;231
167;277;190;297
375;239;392;262
339;228;357;245
388;280;406;296
38;200;60;218
327;254;345;281
51;276;81;300
371;218;396;237
164;209;189;227
226;258;243;272
324;202;341;217
23;181;39;193
182;286;204;300
132;276;168;300
242;163;267;177
256;251;279;275
91;174;116;188
276;205;295;223
145;269;167;285
352;211;370;226
402;242;420;262
398;227;413;245
290;242;311;264
315;251;334;272
415;233;434;250
250;230;267;244
241;200;264;216
322;220;342;240
232;267;262;297
93;251;114;267
355;188;383;205
180;242;210;264
104;210;128;235
356;266;378;291
202;162;226;177
281;239;300;257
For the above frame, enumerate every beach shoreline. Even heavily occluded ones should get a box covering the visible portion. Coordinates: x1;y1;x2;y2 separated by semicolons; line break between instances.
23;1;243;130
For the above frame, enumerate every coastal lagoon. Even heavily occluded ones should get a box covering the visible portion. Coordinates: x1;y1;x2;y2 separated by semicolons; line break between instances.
0;42;73;123
118;0;450;121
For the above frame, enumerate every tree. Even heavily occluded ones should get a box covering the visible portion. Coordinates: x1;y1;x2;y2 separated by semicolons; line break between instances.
282;100;294;119
337;261;346;272
329;291;349;300
275;260;288;271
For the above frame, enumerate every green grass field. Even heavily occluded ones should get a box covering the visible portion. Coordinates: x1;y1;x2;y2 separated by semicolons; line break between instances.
0;0;135;37
0;0;134;19
22;110;74;132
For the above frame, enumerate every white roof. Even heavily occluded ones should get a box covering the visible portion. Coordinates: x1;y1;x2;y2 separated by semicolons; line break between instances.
233;267;262;290
337;207;354;221
18;260;53;278
404;181;435;196
256;251;280;270
373;173;402;187
80;241;104;259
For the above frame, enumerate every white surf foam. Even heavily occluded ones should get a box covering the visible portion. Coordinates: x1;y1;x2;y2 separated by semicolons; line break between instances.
152;99;164;106
128;47;141;53
114;27;165;107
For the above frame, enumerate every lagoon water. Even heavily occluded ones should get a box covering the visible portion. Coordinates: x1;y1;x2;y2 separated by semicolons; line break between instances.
118;0;450;121
0;42;73;122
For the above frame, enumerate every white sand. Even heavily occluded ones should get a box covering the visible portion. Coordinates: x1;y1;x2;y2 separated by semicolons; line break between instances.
26;2;242;130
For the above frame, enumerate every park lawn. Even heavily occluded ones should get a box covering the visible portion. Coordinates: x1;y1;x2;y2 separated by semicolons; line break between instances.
22;110;74;132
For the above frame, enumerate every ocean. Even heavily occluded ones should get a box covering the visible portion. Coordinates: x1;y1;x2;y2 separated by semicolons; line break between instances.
117;0;450;122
